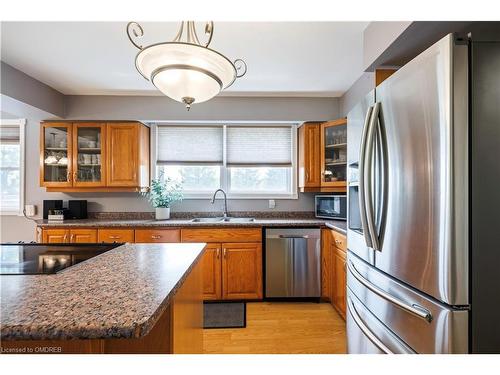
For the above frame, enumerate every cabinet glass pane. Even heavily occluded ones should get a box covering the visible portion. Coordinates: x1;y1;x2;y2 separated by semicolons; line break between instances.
43;127;69;182
323;124;347;183
76;127;102;182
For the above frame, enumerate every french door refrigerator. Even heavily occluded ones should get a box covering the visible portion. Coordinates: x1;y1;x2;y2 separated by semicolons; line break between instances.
346;32;500;354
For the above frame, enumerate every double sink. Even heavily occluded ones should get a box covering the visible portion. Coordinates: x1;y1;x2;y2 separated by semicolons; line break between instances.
191;217;255;223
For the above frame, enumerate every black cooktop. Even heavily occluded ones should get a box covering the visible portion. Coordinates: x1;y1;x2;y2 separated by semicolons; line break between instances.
0;243;122;275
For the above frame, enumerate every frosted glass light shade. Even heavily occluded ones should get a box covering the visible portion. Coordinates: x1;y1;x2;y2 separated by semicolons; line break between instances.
153;68;221;104
136;42;237;105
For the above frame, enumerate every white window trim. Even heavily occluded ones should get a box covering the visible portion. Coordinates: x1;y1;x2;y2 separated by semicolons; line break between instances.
151;123;298;200
0;119;26;216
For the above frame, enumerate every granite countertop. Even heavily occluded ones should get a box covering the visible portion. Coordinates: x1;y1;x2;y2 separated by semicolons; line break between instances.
35;217;347;234
0;243;205;341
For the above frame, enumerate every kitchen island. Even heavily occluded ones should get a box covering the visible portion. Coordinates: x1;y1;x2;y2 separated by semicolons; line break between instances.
0;243;205;354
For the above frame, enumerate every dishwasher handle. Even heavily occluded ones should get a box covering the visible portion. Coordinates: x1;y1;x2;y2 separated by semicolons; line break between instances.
266;234;310;239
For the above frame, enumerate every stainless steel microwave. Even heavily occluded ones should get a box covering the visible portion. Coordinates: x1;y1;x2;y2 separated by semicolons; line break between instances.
315;195;347;220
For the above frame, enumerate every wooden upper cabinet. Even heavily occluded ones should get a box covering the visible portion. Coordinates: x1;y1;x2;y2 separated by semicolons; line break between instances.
298;123;321;189
72;123;106;187
201;243;222;300
40;123;73;188
320;119;347;190
222;242;263;300
41;121;150;192
107;123;139;187
375;68;397;87
106;122;150;189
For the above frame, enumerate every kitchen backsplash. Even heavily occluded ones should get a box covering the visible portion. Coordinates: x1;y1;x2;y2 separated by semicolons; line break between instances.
88;211;317;220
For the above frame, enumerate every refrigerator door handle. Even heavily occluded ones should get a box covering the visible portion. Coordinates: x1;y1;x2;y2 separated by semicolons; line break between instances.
348;260;433;322
359;105;374;248
347;296;394;354
364;102;381;251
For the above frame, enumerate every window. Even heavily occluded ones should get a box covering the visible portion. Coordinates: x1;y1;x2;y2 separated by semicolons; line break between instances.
0;120;25;215
154;124;297;198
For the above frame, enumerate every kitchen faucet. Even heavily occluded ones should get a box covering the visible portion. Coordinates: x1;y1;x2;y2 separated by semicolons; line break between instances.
211;189;229;219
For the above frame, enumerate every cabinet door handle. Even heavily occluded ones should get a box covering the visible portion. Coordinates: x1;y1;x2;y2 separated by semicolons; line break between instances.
70;234;75;243
335;239;343;246
66;171;71;182
109;235;120;240
216;248;220;259
151;235;161;240
223;248;227;258
63;234;68;243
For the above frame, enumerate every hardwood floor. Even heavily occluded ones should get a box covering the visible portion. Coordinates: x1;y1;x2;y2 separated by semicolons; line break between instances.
203;302;346;354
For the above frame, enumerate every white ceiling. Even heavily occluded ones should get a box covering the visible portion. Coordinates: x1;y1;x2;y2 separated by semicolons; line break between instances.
0;21;368;97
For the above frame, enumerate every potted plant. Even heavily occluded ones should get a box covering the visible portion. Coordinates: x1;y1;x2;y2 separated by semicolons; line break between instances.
142;174;183;220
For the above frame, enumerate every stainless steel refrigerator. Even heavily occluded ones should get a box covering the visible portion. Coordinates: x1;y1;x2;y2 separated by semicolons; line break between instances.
346;32;500;354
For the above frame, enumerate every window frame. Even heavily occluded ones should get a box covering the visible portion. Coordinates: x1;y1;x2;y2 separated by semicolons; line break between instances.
151;123;298;199
0;119;26;216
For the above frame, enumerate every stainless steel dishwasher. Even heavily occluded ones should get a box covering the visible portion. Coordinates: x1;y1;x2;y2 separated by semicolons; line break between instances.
265;228;321;298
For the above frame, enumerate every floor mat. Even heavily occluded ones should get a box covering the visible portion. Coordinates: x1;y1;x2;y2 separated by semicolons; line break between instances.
203;301;246;329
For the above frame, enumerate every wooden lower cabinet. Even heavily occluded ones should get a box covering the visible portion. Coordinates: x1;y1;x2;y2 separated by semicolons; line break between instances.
321;229;332;300
70;229;97;243
97;229;135;243
332;246;347;319
39;226;264;301
222;242;263;300
42;229;69;243
42;229;97;243
321;228;347;319
201;243;222;300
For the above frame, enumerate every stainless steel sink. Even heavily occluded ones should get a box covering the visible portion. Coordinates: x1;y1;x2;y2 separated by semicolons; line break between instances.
190;217;224;222
190;217;255;223
222;217;255;223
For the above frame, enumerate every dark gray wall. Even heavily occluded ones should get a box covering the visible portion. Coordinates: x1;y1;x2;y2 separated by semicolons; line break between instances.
65;95;339;122
1;61;66;118
338;72;374;117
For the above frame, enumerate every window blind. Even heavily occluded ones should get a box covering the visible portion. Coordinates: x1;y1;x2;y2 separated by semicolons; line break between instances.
0;125;20;144
157;126;223;165
226;126;293;167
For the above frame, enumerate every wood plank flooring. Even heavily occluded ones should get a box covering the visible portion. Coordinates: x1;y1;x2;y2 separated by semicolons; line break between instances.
203;302;346;354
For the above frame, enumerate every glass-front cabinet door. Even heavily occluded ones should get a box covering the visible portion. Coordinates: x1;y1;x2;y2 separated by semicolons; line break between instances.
40;123;73;187
72;123;106;187
320;119;347;189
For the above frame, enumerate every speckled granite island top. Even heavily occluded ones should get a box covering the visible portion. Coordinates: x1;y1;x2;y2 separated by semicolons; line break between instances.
0;243;205;341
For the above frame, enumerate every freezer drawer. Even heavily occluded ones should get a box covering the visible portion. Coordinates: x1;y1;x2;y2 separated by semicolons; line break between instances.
347;251;469;353
347;288;415;354
265;228;320;298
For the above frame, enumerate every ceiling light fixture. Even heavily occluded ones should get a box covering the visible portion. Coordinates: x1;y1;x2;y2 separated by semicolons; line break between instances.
126;21;247;110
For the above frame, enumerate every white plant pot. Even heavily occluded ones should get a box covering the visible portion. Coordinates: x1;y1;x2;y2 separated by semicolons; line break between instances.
155;207;170;220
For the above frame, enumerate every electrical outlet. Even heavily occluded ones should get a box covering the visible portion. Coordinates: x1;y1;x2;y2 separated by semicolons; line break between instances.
268;199;276;209
24;204;36;217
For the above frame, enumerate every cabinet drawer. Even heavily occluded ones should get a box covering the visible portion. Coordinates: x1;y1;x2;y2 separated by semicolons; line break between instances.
331;230;347;252
98;229;135;243
134;229;180;243
181;228;262;243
